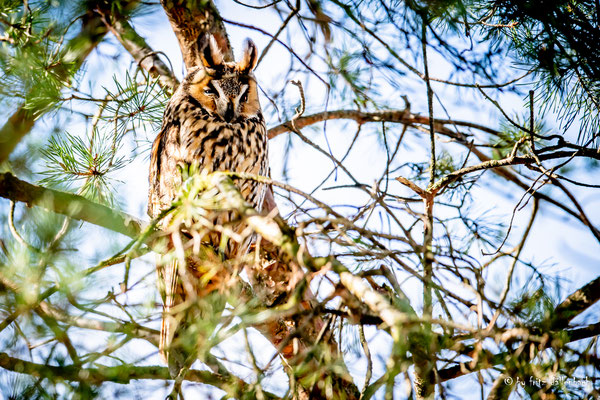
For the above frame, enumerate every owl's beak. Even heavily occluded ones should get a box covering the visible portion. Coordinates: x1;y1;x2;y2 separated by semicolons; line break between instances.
223;101;235;122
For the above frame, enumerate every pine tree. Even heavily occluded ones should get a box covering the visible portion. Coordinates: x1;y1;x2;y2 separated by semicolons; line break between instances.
0;1;598;399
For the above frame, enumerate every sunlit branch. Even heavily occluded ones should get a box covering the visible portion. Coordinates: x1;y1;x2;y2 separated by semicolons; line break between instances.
37;302;159;345
446;141;600;241
551;274;600;329
0;172;144;238
99;10;179;91
0;352;278;397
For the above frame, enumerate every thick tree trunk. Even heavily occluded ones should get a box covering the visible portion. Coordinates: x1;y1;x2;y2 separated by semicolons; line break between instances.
160;0;233;66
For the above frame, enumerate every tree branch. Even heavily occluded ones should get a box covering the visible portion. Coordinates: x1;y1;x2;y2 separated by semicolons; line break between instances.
437;317;600;383
0;7;109;164
268;107;600;242
0;352;278;398
198;173;365;399
37;301;159;346
0;173;144;238
160;0;233;67
550;274;600;329
100;11;178;91
437;276;600;383
464;144;592;227
268;108;413;139
430;150;600;193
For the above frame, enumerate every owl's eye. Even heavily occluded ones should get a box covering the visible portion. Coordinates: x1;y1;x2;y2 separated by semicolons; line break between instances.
203;83;218;97
240;88;249;103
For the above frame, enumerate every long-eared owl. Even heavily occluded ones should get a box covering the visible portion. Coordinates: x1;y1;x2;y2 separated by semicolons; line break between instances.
147;36;268;366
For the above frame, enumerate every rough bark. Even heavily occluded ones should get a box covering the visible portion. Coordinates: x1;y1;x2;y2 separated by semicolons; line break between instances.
160;0;233;66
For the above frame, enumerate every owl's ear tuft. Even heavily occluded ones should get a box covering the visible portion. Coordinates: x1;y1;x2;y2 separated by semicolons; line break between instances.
238;39;258;73
200;34;224;68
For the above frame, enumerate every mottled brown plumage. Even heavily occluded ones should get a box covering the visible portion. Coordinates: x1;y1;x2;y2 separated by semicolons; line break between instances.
147;37;268;370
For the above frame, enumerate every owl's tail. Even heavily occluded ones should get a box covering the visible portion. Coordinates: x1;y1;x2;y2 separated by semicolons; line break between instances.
159;302;178;364
157;259;186;377
157;254;228;378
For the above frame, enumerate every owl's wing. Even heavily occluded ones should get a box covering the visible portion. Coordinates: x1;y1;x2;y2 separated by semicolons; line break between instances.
148;118;185;364
148;124;165;219
148;120;183;219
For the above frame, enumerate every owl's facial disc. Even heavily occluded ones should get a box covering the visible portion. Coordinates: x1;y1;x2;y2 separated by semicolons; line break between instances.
185;39;261;123
197;76;258;123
